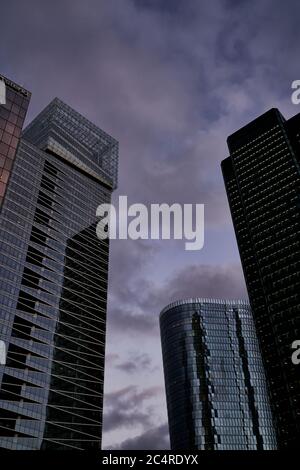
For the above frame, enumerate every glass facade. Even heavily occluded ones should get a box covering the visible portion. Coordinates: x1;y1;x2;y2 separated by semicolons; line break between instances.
0;74;31;207
160;298;277;450
0;83;118;449
222;109;300;448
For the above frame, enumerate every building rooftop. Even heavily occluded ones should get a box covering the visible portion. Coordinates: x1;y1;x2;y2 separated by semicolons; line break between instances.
23;97;118;189
160;297;250;317
0;73;31;98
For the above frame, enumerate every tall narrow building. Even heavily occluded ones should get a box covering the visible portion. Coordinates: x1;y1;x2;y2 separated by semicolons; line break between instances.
0;75;118;449
222;108;300;448
0;74;31;206
160;298;277;450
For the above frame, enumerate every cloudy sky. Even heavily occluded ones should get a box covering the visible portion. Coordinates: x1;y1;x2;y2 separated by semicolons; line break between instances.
1;0;299;449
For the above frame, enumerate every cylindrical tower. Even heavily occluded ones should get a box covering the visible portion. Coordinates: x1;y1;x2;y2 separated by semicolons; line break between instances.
160;298;277;450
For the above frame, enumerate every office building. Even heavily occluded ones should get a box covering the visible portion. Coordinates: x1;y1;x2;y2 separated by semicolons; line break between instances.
160;298;277;450
0;75;118;449
222;109;300;448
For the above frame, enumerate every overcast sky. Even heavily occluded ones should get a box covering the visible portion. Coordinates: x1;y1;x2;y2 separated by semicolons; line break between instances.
1;0;300;449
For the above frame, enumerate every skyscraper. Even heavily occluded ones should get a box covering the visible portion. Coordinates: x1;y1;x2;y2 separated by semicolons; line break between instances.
0;76;118;450
160;298;277;450
222;108;300;448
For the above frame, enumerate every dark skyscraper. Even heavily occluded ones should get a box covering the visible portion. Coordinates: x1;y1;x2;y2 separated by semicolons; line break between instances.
160;298;277;450
0;78;118;449
222;108;300;448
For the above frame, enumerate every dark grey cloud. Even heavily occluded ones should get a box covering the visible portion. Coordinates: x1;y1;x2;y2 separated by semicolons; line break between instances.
115;353;154;374
107;258;247;336
105;385;163;408
161;263;248;302
108;307;157;334
116;423;170;450
103;408;151;434
103;385;163;433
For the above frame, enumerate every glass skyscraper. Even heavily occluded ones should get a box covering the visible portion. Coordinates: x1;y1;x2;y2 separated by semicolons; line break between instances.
0;75;118;449
160;298;277;450
222;109;300;448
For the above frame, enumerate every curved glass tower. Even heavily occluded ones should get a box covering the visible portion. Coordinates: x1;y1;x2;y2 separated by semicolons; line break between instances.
160;298;277;450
